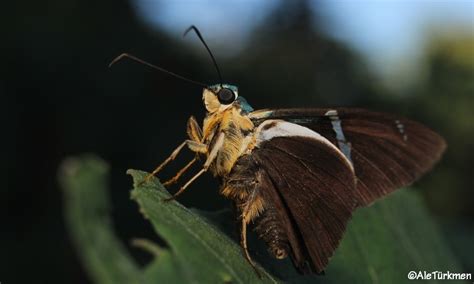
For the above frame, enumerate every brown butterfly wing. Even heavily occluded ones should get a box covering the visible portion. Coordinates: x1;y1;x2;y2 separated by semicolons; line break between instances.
251;108;446;206
252;136;357;273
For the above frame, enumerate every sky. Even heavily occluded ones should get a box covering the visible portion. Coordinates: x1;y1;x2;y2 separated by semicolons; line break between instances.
133;0;474;89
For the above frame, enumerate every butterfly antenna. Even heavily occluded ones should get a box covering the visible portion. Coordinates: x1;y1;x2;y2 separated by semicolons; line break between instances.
109;53;208;88
184;25;223;87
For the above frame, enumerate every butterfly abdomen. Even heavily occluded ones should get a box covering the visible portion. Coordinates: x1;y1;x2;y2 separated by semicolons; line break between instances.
254;204;290;259
222;153;291;260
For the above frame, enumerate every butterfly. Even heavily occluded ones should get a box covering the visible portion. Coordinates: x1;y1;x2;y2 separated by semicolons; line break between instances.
110;26;446;275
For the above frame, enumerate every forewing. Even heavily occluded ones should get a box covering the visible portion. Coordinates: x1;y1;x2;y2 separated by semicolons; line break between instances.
250;108;446;206
253;135;358;273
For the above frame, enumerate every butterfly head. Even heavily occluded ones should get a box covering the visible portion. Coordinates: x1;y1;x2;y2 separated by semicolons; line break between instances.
203;84;253;114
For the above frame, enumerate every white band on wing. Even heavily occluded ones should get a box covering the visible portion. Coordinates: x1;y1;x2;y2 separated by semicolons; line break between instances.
255;120;354;171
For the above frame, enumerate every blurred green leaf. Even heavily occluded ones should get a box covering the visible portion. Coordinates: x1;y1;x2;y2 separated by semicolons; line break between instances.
59;156;142;284
61;156;463;284
323;190;463;284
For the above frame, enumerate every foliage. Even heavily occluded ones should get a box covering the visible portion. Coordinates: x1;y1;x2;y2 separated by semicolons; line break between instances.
60;156;463;283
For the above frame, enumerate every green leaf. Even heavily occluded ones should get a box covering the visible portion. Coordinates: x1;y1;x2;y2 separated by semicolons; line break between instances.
61;156;462;284
59;156;142;284
128;169;279;284
323;190;463;284
128;169;463;283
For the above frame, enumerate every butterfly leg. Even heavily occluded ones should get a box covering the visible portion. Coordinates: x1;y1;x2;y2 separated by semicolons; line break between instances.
162;157;197;187
141;116;205;185
164;132;225;201
161;116;205;186
240;209;262;278
162;139;208;186
141;139;207;185
163;168;206;201
186;116;203;142
141;141;187;185
237;185;264;277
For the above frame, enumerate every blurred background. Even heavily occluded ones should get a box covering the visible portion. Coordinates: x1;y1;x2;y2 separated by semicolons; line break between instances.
1;0;472;282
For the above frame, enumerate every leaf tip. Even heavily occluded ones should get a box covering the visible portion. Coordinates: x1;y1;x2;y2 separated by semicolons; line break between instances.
58;155;109;192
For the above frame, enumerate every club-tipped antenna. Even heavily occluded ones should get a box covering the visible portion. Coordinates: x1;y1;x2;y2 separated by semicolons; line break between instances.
184;25;223;87
109;53;208;88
